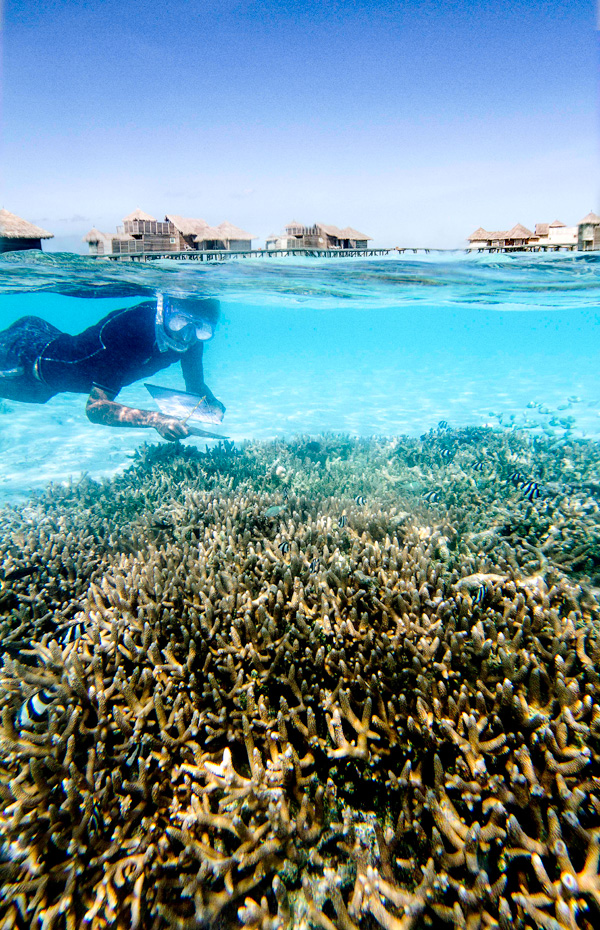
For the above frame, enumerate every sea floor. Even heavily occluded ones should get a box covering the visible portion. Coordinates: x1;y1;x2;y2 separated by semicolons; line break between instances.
1;350;599;503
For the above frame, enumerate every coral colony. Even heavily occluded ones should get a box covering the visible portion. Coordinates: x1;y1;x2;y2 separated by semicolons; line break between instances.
2;427;600;929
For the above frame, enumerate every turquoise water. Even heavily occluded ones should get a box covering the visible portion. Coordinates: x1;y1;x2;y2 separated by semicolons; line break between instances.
1;249;600;499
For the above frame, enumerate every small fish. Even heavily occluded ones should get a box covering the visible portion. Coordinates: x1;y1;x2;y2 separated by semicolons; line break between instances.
509;471;525;487
282;488;289;501
18;689;55;729
5;565;37;582
151;520;173;530
354;495;366;505
264;505;285;518
86;799;103;837
523;482;542;502
59;621;85;645
279;541;290;554
473;585;486;605
423;490;441;503
440;449;452;459
438;420;450;430
472;462;485;472
309;558;320;573
338;515;347;528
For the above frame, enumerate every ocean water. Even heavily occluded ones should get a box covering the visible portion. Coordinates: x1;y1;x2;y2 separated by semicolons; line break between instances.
4;249;600;929
0;250;599;501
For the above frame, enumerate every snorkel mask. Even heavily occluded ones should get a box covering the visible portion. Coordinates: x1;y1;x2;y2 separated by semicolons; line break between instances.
157;294;220;349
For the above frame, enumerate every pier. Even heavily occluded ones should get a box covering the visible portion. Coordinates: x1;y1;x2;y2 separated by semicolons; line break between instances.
88;246;394;262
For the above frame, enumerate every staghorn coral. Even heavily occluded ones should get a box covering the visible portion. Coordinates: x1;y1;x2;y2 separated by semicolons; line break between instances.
1;430;600;928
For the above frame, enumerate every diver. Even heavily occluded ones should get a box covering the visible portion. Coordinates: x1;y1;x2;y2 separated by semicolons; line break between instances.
0;294;224;441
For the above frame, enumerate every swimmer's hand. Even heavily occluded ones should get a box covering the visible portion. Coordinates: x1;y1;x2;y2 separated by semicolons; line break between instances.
152;414;191;441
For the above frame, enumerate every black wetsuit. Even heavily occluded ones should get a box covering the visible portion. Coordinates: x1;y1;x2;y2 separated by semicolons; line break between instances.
0;302;194;404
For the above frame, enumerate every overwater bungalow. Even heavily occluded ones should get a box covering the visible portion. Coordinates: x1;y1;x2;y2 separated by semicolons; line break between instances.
467;223;535;250
266;221;371;250
0;209;54;253
84;209;254;255
578;212;600;251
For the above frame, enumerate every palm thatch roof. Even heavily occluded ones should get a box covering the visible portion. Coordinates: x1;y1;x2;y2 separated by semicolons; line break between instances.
166;215;209;236
216;221;254;240
579;212;600;225
468;227;490;240
123;208;156;222
0;209;53;239
83;228;109;242
549;219;566;228
535;223;549;237
338;226;371;241
193;226;226;243
507;224;534;238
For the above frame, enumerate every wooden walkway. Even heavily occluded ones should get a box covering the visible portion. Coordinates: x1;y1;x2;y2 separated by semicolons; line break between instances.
89;247;394;262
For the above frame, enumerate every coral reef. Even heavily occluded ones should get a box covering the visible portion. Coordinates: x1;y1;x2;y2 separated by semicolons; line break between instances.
2;428;600;929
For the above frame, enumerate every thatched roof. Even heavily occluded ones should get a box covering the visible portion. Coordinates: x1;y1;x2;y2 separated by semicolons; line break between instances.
83;228;108;242
549;219;566;228
507;224;533;238
0;209;53;239
579;212;600;225
468;227;490;240
216;221;254;240
338;226;371;241
166;215;209;236
535;223;549;237
123;208;156;222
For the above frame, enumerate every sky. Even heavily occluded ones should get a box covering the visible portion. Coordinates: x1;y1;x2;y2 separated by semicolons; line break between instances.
1;0;598;250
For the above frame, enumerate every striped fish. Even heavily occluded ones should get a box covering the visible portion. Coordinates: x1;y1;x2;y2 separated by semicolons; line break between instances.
522;481;542;502
18;689;55;728
59;621;86;645
309;558;320;573
438;420;450;430
440;449;452;459
473;585;486;605
338;515;347;528
423;490;441;503
472;462;485;472
354;495;366;505
279;541;290;554
509;471;526;487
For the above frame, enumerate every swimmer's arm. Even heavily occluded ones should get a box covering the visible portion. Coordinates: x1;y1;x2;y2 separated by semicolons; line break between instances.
85;386;189;441
181;343;225;415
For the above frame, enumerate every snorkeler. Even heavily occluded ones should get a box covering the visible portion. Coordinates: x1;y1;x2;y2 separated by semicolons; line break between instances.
0;294;224;441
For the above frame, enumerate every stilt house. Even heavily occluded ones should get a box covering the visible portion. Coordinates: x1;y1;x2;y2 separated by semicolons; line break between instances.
85;209;254;254
0;209;54;253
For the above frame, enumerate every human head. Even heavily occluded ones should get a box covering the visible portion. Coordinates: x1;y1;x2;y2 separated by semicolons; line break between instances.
162;295;220;346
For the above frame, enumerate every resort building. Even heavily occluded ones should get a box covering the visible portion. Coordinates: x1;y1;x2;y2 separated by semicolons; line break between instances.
468;215;596;251
266;221;371;250
467;224;535;250
578;212;600;251
0;209;54;253
84;209;254;255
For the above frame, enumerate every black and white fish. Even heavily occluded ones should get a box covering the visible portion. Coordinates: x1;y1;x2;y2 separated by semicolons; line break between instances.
440;449;452;459
509;471;526;487
354;495;366;506
473;585;486;605
522;481;542;502
438;420;450;430
18;689;55;728
423;490;441;503
59;621;86;645
86;798;103;837
309;558;321;573
472;462;485;472
279;541;290;554
338;515;347;528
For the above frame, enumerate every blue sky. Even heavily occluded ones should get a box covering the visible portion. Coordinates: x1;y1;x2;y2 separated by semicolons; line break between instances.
2;0;598;249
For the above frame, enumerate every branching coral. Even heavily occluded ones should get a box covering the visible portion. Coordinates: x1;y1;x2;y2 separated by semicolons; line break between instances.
1;431;600;928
